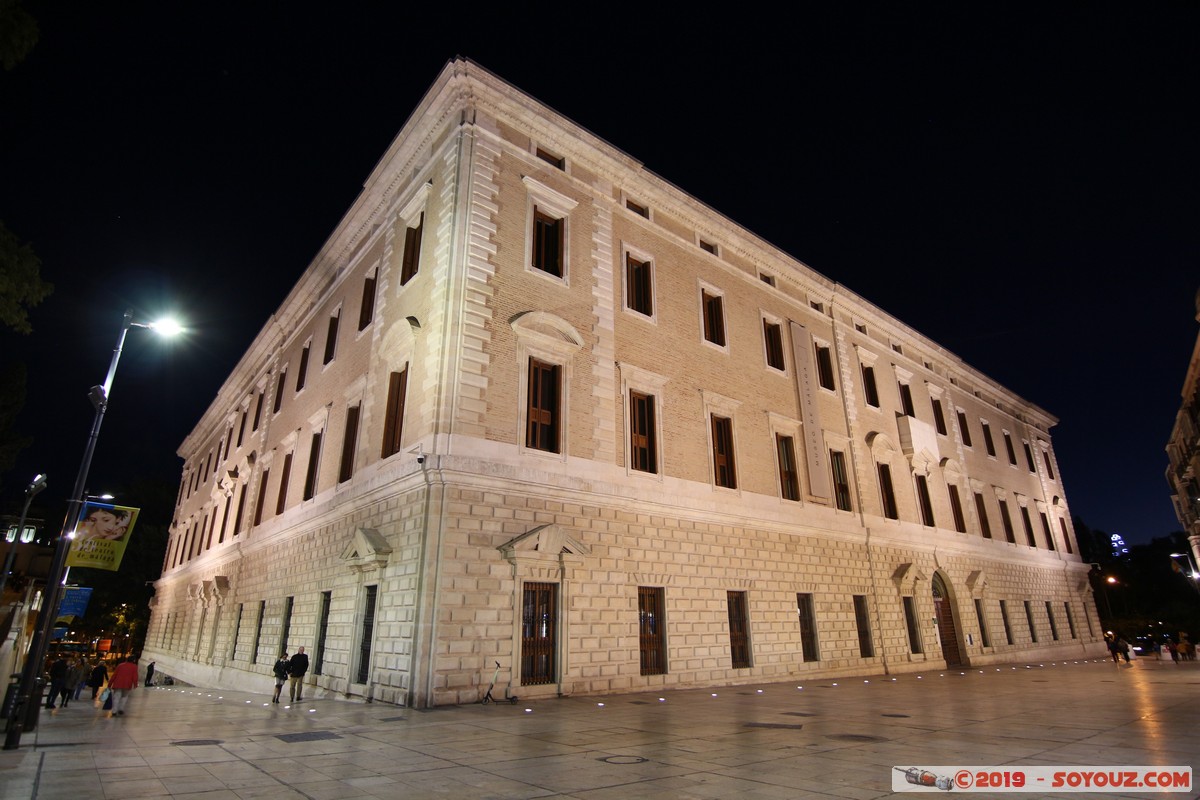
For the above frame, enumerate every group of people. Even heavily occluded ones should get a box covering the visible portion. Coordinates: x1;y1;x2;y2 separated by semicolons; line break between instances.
45;655;141;716
1105;633;1197;664
271;646;309;703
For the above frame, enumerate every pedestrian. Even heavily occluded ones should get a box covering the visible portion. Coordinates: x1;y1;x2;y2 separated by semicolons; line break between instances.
272;652;290;703
145;661;156;687
1117;637;1131;663
88;660;108;699
288;646;309;702
106;656;139;717
46;656;69;709
1106;635;1121;664
70;658;88;701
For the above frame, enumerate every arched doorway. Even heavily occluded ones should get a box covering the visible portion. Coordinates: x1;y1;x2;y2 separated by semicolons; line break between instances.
932;573;965;667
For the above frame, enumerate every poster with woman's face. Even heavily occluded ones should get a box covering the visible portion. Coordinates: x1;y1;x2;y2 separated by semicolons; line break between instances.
66;502;140;571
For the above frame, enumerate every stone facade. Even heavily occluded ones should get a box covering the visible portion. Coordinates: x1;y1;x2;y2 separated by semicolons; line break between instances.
1167;288;1200;566
144;59;1102;708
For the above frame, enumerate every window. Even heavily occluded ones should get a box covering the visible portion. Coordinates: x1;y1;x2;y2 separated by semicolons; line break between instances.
1040;511;1056;551
536;147;564;169
624;254;654;317
1003;431;1017;465
521;582;557;685
253;391;264;431
625;198;649;218
358;269;377;330
947;485;967;532
253;468;269;527
339;404;360;483
853;595;874;657
1020;505;1036;547
628;391;657;473
223;427;233;461
638;586;666;676
902;596;923;653
957;410;972;446
218;496;230;544
727;591;751;668
280;596;294;655
701;289;725;346
1042;449;1056;479
796;593;819;662
232;484;247;536
532;208;564;277
700;239;719;255
981;421;996;456
303;430;323;501
830;450;852;511
527;359;561;453
231;604;243;661
1059;517;1073;554
323;311;340;365
999;600;1014;644
931;397;947;435
273;369;286;412
236;410;247;448
245;600;267;665
276;452;293;515
862;364;880;407
1064;602;1076;639
973;492;993;538
1045;601;1059;640
763;320;785;370
1021;441;1035;471
1024;600;1038;643
400;213;423;285
915;474;935;526
296;344;310;392
711;415;736;489
998;499;1015;543
815;344;836;390
974;599;991;647
898;382;915;417
777;434;800;501
878;463;899;519
758;271;774;286
382;368;408;458
314;591;331;675
357;585;377;684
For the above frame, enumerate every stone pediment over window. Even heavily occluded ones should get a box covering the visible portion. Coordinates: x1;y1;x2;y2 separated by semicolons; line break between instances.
965;570;989;597
340;527;393;574
892;562;928;594
499;524;590;579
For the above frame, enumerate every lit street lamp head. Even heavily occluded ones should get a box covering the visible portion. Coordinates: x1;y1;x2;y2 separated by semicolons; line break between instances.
133;316;183;336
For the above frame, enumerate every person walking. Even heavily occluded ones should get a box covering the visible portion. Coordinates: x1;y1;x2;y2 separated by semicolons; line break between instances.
106;656;139;717
288;646;309;702
272;653;290;703
69;658;87;703
46;656;69;709
145;661;156;687
88;660;108;700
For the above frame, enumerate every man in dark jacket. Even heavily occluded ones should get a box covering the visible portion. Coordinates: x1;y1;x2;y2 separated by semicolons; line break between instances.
288;646;309;702
46;657;68;709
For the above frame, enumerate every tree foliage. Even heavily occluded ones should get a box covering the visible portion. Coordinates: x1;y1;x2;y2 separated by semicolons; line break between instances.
0;0;38;71
0;221;52;334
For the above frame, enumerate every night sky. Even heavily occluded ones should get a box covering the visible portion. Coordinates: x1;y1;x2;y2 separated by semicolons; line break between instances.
1;3;1195;546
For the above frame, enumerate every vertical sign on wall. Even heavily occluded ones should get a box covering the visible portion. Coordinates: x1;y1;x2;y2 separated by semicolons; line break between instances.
789;321;831;500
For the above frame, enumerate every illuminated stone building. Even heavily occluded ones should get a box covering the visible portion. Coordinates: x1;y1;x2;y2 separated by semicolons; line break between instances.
1167;289;1200;565
144;59;1101;707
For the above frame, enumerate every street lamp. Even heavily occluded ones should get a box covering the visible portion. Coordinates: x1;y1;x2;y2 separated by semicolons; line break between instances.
1170;552;1200;580
4;310;180;751
0;473;47;598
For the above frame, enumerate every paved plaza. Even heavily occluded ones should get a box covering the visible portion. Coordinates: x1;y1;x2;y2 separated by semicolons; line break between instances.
0;655;1196;799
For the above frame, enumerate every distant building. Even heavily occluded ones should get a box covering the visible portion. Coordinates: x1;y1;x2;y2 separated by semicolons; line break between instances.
1167;289;1200;565
144;59;1101;707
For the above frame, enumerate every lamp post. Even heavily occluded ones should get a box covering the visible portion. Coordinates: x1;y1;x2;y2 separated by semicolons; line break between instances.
0;473;47;599
1170;552;1200;587
4;310;179;751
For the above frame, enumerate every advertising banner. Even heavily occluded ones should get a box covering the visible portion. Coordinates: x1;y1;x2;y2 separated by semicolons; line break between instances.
65;501;140;571
55;586;93;626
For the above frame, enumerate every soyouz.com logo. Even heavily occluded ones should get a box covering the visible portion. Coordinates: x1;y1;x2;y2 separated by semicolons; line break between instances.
892;766;1192;792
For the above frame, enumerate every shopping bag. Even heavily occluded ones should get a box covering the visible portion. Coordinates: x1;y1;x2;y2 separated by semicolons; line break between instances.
102;689;113;710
